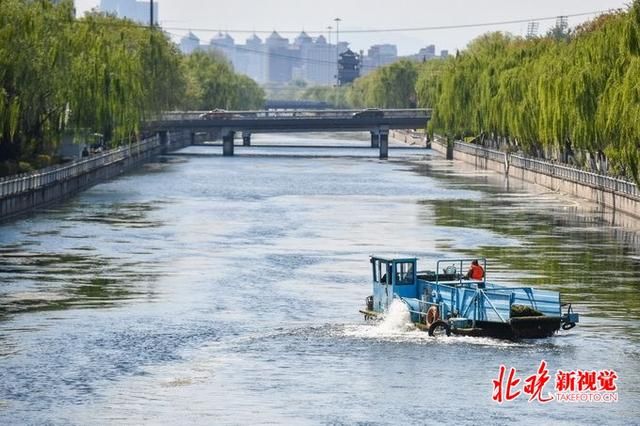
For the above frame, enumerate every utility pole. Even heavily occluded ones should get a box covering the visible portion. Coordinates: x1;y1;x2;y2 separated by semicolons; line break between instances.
334;17;341;86
327;26;333;86
150;0;154;27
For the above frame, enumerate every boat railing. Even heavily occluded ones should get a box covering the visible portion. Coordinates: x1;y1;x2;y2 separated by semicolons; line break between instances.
397;296;438;320
398;287;510;325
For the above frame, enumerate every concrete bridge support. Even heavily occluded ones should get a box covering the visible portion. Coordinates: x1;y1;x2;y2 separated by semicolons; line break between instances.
242;132;252;146
158;130;168;154
379;130;389;159
370;131;379;148
222;131;235;156
190;131;196;146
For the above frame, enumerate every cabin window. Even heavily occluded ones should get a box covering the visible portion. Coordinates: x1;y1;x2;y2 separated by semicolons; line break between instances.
382;263;390;284
377;261;392;284
395;262;414;285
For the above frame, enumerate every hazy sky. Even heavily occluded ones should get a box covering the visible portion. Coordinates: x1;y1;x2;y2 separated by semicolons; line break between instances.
75;0;630;54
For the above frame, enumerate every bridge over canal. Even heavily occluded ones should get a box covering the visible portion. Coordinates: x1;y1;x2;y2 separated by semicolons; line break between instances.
146;109;431;159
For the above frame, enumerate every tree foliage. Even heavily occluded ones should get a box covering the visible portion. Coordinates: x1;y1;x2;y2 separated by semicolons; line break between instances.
416;1;640;183
348;60;421;108
0;1;263;172
180;51;264;110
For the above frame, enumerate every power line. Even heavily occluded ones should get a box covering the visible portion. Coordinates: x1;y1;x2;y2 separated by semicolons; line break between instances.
52;8;615;35
162;9;614;35
34;7;620;46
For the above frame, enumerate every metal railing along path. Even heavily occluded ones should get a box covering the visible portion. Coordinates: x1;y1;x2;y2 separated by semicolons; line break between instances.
453;141;639;199
0;136;161;199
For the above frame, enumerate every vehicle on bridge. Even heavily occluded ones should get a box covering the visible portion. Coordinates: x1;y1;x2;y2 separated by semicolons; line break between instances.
360;256;579;339
352;108;384;119
199;109;230;119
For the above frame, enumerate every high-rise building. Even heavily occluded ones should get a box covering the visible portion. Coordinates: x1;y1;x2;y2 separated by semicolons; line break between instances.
265;31;293;83
99;0;158;25
367;44;397;67
180;32;200;54
305;35;334;85
176;29;378;86
209;32;236;66
404;45;438;62
361;44;397;75
292;31;335;85
235;34;267;84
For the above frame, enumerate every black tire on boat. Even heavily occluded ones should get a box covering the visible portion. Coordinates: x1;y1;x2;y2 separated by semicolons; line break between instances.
428;320;451;337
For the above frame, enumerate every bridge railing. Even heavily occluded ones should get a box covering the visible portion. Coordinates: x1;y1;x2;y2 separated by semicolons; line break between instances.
0;136;160;199
158;109;432;121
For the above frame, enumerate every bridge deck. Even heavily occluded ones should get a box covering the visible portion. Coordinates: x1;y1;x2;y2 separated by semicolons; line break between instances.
147;109;431;133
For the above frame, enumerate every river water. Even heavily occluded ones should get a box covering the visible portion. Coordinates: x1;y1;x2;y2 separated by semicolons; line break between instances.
0;133;639;425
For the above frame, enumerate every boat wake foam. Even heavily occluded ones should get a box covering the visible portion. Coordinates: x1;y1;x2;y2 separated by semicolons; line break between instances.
339;300;529;347
377;299;416;333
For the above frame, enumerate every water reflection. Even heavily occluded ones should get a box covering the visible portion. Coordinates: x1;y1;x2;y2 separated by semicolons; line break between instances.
0;201;165;317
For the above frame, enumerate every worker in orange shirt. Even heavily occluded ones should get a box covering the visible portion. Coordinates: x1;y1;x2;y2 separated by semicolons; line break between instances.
466;259;485;280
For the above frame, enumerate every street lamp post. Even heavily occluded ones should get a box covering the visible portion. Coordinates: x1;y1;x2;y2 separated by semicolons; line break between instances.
334;17;341;85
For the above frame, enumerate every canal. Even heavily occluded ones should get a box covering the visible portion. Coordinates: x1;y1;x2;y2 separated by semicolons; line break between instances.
0;133;639;424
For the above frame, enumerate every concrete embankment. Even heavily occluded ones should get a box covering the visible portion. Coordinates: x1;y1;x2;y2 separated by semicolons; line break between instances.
0;131;193;221
431;137;640;219
390;129;429;147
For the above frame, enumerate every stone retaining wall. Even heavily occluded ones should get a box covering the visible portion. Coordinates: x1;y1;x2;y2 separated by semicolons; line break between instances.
390;130;428;147
432;138;640;218
0;131;191;221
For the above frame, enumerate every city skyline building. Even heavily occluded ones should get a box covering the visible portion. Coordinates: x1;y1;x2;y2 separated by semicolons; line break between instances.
99;0;158;25
178;29;447;86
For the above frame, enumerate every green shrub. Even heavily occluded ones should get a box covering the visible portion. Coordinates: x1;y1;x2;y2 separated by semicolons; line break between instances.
18;161;34;173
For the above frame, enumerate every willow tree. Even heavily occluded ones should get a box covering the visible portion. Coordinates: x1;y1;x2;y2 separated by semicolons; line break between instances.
301;86;350;108
595;4;640;180
415;1;640;183
0;1;186;172
230;74;266;110
66;12;185;142
346;60;421;108
0;0;76;165
181;51;265;110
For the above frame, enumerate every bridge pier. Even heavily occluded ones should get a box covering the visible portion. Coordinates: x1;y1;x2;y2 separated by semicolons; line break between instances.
370;131;379;148
379;130;389;159
222;131;235;156
190;131;195;146
158;131;168;154
242;132;251;146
